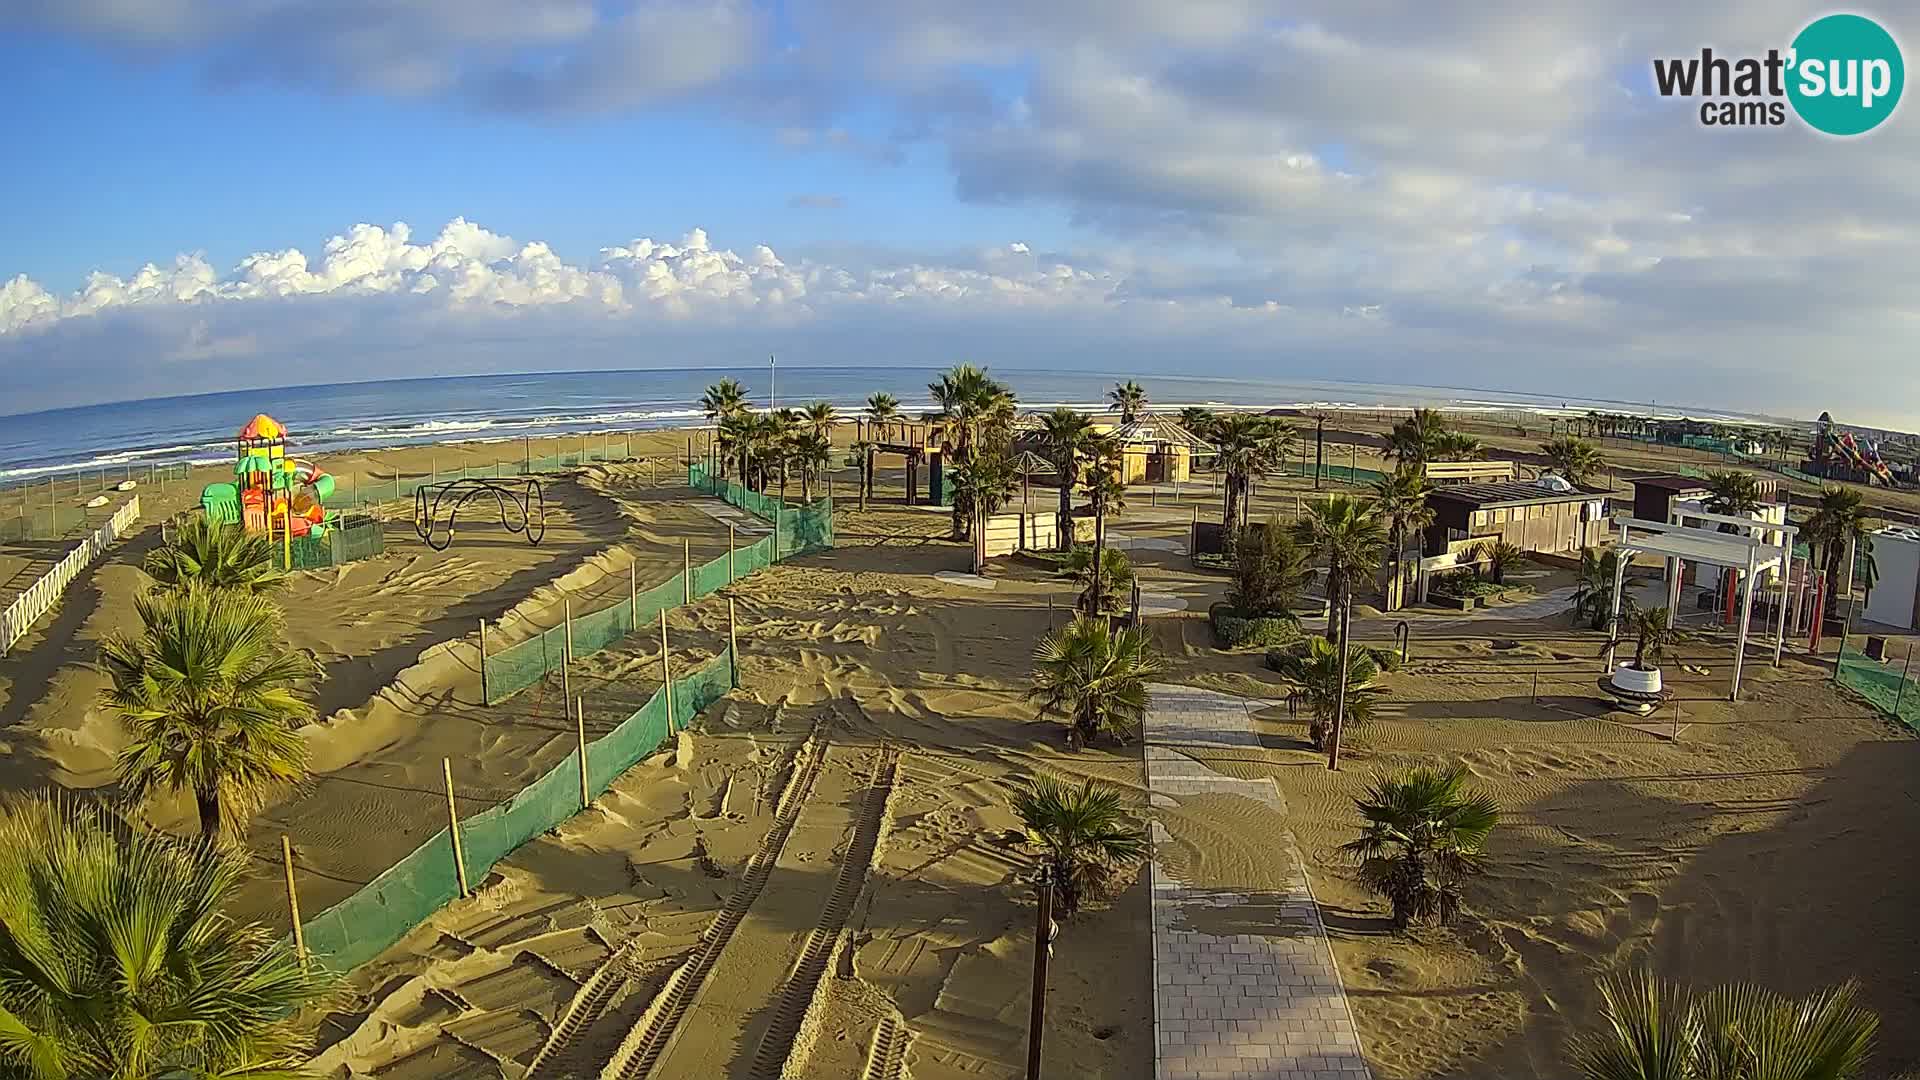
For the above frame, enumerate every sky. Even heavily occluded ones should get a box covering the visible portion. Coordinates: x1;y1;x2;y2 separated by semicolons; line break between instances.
1;2;1915;428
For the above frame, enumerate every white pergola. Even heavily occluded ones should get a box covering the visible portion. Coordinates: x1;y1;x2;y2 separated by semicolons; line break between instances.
1606;509;1798;701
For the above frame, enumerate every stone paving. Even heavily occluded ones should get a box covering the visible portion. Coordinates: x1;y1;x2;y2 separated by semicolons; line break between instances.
1145;683;1372;1080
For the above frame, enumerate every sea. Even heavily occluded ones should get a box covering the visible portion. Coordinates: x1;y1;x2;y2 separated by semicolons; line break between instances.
0;366;1769;485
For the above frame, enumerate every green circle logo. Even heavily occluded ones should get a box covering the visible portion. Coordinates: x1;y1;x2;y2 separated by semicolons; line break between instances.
1788;14;1904;135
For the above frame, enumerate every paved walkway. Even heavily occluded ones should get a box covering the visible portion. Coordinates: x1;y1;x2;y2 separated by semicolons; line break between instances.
1396;583;1577;623
1145;684;1371;1080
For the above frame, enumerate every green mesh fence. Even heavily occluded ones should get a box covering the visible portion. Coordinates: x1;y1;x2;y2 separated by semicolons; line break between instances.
298;649;736;973
1836;645;1920;732
480;462;832;705
287;518;386;571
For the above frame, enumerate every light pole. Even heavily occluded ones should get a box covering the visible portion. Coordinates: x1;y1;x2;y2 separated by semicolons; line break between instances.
769;353;777;412
1329;588;1353;770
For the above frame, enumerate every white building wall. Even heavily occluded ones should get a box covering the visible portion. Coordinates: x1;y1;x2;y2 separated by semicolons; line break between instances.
1864;530;1920;630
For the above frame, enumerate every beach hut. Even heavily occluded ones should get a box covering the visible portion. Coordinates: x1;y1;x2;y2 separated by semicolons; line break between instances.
1105;416;1215;485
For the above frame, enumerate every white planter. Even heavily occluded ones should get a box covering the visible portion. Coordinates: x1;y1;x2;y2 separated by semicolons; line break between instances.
1609;665;1663;695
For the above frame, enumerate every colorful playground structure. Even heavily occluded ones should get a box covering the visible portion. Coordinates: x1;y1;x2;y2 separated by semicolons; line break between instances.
199;414;341;544
1808;411;1897;486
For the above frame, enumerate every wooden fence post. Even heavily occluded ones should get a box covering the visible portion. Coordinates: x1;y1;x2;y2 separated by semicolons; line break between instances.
576;695;590;808
282;835;307;971
479;620;490;706
660;608;675;730
562;596;574;707
683;538;692;604
443;758;469;898
629;563;638;627
725;591;741;684
729;524;737;582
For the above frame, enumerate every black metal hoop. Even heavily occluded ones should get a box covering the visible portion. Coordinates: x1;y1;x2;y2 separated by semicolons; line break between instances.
412;478;547;551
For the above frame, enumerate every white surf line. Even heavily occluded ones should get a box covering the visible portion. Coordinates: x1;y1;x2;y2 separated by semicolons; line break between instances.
1143;683;1373;1080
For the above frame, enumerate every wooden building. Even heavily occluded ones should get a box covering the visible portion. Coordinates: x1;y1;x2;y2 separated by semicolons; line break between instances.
1421;477;1612;557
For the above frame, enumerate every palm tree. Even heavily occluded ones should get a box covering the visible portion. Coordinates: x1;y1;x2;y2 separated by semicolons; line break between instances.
1213;414;1294;531
1386;408;1450;468
99;586;316;841
0;795;335;1076
1465;539;1525;585
1428;430;1484;462
145;515;286;594
861;392;901;498
1179;406;1218;439
1568;971;1876;1080
1702;469;1763;517
1342;763;1500;930
702;378;751;481
1270;636;1383;750
1063;546;1134;617
1294;495;1386;644
1369;469;1433;611
927;364;1017;540
1039;408;1095;554
1540;436;1603;485
719;409;758;491
1613;605;1675;671
1010;775;1147;917
1803;486;1873;618
1570;547;1628;631
794;429;832;501
764;409;801;498
1028;615;1165;748
952;445;1021;571
1109;380;1148;424
1079;437;1128;616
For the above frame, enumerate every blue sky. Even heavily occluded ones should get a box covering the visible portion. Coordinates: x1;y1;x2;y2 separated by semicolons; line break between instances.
2;2;1915;429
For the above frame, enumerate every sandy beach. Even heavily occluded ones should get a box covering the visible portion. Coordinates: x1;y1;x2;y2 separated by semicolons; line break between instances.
2;417;1917;1079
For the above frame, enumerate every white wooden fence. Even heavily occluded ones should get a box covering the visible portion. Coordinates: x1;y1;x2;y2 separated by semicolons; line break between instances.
0;496;140;656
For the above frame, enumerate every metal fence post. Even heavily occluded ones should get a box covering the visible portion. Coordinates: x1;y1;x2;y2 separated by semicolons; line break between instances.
1897;643;1916;717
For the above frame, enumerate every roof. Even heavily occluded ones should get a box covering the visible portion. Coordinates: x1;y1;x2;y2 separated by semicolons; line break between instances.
1107;416;1216;452
1428;480;1610;509
1012;450;1058;475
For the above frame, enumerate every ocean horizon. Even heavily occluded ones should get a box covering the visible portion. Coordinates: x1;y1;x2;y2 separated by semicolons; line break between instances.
0;366;1776;484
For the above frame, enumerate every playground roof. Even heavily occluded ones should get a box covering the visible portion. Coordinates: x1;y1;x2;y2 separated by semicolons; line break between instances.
1012;450;1058;475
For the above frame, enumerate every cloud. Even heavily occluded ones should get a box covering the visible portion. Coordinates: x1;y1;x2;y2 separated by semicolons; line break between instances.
787;194;846;210
9;3;1920;427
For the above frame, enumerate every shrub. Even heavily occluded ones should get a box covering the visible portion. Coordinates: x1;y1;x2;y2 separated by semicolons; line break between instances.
1210;602;1301;648
1227;519;1311;618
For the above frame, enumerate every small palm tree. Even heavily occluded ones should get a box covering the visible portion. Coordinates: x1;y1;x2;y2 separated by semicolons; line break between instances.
719;409;758;489
145;515;286;593
1429;430;1484;461
1039;408;1095;553
794;429;832;501
99;587;316;841
1613;605;1676;671
1385;408;1450;467
1569;547;1627;631
1342;763;1500;931
1010;775;1147;917
1568;971;1876;1080
1109;380;1148;423
0;795;335;1077
1464;539;1525;585
1294;495;1386;644
1269;636;1383;750
1063;546;1135;617
953;446;1022;571
1540;436;1603;485
1028;616;1165;747
701;378;749;423
1369;469;1433;610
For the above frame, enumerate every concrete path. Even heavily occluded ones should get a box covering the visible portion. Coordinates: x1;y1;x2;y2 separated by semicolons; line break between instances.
1396;584;1578;623
1144;684;1372;1080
